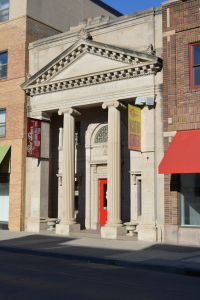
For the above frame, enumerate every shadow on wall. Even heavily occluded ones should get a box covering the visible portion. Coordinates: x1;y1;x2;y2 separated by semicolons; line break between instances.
49;113;63;218
121;110;130;223
170;174;180;192
76;144;86;229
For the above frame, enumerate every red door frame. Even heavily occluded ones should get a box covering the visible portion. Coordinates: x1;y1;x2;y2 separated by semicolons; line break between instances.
100;179;107;226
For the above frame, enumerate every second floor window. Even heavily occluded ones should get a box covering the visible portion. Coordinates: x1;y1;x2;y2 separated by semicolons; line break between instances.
0;0;9;23
0;109;6;137
0;51;7;80
190;42;200;89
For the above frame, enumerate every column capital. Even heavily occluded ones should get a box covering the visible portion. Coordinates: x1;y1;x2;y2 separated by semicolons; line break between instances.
58;108;81;116
102;101;127;110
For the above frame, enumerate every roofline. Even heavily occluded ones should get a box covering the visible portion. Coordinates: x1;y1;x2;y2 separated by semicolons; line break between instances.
162;0;182;7
29;7;161;50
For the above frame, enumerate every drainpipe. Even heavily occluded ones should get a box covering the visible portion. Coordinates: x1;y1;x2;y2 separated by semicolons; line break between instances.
153;10;162;242
154;95;162;242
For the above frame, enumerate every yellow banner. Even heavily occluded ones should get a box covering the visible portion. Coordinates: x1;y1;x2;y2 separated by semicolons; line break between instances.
128;104;141;151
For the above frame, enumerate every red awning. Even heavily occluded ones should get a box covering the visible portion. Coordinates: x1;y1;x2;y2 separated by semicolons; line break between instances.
159;130;200;174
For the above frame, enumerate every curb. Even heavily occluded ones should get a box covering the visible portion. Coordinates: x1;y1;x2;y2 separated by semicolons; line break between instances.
1;245;200;276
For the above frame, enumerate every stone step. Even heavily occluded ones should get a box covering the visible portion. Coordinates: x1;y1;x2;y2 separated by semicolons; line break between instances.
117;235;138;241
40;229;138;241
69;231;101;239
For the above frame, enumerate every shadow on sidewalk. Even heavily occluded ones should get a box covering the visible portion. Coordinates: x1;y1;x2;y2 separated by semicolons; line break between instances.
0;232;200;275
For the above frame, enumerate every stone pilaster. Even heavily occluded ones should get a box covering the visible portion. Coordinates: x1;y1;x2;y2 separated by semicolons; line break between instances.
25;112;51;233
56;108;81;235
101;101;127;239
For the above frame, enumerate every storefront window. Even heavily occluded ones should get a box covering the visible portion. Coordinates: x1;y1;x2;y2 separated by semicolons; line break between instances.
0;174;9;224
180;173;200;226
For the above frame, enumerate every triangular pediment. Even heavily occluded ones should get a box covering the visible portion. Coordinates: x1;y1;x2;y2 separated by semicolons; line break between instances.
50;52;128;82
21;39;162;95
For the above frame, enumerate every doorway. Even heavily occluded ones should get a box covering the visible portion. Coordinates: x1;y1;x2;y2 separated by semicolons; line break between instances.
100;179;107;226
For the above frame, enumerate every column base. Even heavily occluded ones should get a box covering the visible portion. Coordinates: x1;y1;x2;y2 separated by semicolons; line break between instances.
137;223;157;242
26;217;48;233
101;226;127;239
56;223;80;235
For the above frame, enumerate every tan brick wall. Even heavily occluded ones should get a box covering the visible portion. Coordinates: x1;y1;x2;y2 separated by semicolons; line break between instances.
0;16;63;231
0;17;26;231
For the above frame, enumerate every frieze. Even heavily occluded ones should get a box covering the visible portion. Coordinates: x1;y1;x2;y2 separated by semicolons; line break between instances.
28;76;153;111
26;64;159;97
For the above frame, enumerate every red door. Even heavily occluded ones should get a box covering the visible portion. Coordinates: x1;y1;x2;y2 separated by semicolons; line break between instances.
100;179;107;226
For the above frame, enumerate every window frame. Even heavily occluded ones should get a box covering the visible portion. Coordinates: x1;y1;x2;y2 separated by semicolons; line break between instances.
0;0;9;23
0;50;8;80
190;42;200;89
0;108;6;138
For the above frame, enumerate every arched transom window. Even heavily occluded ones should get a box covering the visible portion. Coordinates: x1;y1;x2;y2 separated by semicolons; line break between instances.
94;125;108;143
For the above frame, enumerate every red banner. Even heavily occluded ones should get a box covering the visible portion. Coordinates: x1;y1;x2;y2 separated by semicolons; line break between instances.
27;118;41;158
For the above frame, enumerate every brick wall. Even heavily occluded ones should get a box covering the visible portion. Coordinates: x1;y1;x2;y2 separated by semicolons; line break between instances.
162;0;200;226
0;15;61;231
0;17;26;231
26;17;62;73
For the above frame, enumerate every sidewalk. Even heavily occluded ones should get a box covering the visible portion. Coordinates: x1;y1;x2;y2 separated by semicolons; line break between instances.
0;230;200;276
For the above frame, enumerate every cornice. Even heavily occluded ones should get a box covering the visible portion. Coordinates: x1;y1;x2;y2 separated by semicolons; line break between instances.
25;62;161;96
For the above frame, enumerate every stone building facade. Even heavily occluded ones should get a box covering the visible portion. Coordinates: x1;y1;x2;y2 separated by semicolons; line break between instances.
0;0;120;231
22;8;164;241
160;0;200;245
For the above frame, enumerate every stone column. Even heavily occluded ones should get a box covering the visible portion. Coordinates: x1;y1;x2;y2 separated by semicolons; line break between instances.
101;101;127;239
56;108;81;235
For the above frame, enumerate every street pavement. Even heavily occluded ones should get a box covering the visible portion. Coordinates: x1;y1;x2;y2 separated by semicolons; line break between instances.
0;230;200;276
1;251;200;300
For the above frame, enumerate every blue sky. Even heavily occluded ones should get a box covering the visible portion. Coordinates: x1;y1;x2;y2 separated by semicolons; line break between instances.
101;0;163;15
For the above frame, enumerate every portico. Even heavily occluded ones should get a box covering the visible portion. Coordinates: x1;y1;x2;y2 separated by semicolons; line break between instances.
21;9;164;241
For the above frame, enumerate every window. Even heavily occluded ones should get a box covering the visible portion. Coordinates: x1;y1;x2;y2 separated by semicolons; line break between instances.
95;125;108;143
0;51;8;80
0;0;9;23
180;173;200;226
190;42;200;89
0;109;6;137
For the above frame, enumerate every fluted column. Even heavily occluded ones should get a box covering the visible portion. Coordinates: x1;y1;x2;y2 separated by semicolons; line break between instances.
101;101;127;239
56;107;81;235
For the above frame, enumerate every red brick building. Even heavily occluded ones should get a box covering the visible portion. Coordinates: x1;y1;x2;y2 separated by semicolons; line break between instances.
160;0;200;245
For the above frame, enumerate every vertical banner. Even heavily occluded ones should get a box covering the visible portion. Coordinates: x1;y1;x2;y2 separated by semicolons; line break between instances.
27;118;41;157
128;104;141;151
